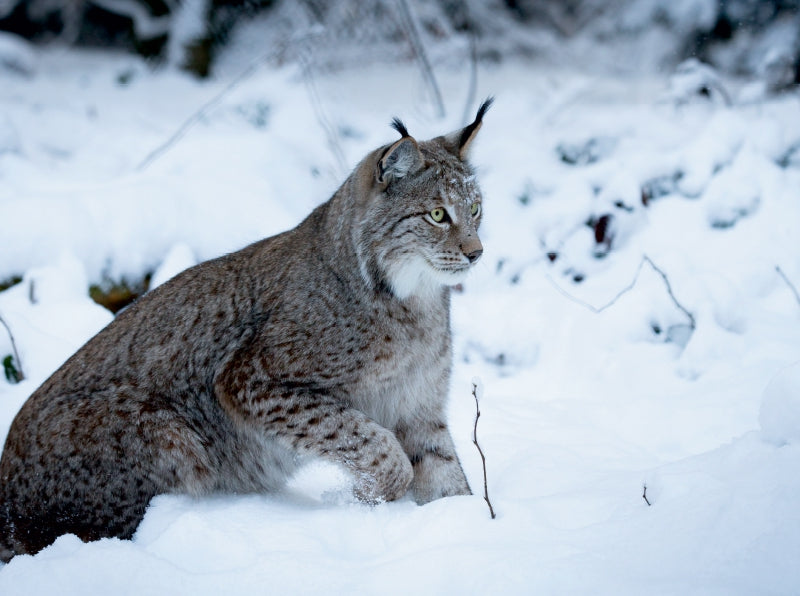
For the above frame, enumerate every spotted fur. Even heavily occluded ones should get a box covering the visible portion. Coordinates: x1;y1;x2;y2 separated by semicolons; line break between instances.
0;100;492;561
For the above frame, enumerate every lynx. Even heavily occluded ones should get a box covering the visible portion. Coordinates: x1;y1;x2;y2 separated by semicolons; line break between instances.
0;99;492;561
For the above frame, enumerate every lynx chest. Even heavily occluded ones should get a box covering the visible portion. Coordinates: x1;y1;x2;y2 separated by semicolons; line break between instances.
344;295;452;430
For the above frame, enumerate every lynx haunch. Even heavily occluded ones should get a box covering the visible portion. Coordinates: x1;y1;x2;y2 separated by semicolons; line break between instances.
0;99;492;561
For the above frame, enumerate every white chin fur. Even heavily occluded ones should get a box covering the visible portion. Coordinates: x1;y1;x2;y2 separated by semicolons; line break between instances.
386;257;468;300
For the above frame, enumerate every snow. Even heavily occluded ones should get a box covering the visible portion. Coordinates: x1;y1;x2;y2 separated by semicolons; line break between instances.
0;32;35;77
2;33;800;594
760;362;800;446
149;242;196;290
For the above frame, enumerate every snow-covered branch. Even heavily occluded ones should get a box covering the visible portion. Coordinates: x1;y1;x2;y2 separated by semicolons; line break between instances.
91;0;172;39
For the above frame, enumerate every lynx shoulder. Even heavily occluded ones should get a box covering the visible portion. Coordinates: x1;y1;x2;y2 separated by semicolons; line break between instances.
0;99;493;561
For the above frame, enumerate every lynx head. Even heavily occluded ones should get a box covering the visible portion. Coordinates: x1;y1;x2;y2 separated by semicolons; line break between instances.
352;98;492;300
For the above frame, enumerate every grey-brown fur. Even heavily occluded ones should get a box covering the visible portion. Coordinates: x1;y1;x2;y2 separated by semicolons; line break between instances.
0;100;492;561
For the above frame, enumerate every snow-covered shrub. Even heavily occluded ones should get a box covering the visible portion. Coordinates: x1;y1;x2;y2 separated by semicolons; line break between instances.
703;145;764;229
556;137;617;167
667;59;731;106
699;1;800;91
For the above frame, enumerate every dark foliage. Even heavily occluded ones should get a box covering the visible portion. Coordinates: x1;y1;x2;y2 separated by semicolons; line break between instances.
1;1;797;81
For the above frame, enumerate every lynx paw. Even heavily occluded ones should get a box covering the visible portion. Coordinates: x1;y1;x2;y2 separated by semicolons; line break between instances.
411;457;471;505
352;450;413;504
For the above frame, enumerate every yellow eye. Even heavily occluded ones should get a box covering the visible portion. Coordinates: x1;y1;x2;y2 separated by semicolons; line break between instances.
430;208;446;223
470;202;481;217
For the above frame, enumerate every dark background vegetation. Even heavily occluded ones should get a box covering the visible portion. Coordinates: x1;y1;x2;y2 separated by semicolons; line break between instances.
1;0;798;84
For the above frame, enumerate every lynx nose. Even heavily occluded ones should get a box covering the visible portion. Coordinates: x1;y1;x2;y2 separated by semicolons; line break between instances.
462;236;483;264
466;248;483;263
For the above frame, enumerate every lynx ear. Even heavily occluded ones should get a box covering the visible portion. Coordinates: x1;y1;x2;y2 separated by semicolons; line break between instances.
376;119;424;186
446;96;494;160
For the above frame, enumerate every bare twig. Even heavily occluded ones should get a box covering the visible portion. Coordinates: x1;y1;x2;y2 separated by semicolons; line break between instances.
548;255;696;330
776;266;800;307
471;381;496;519
396;0;446;119
547;258;646;314
299;50;348;178
642;483;651;506
0;312;25;382
644;256;696;329
136;51;269;172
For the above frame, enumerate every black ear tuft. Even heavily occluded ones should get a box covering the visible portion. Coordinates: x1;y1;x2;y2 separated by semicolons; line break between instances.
390;117;410;138
475;96;494;122
458;96;494;150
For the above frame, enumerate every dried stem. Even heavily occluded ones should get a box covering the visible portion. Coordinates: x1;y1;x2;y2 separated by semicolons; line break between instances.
642;483;651;506
0;312;25;382
471;381;496;519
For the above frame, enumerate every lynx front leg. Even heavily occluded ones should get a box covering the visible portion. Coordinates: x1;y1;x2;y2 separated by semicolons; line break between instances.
396;419;471;504
214;362;412;503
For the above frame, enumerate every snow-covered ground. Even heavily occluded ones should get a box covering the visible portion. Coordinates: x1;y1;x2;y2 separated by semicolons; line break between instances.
1;27;800;594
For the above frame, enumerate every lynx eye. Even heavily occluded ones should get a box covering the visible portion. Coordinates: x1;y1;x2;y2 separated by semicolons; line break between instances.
430;208;447;223
470;202;481;217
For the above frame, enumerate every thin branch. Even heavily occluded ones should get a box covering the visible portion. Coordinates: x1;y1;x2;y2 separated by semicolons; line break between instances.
642;483;651;506
0;312;25;382
547;258;646;314
547;255;696;330
299;51;348;178
135;52;269;172
643;256;696;330
471;381;496;519
776;266;800;307
396;0;446;119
